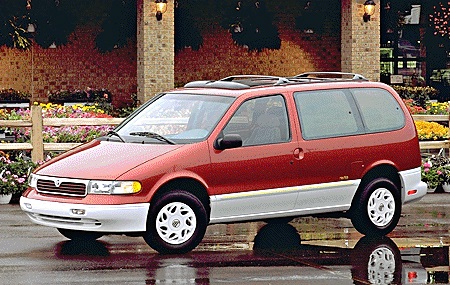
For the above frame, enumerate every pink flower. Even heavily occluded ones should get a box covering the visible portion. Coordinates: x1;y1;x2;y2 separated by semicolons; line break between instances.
423;162;432;168
424;168;430;173
438;170;443;175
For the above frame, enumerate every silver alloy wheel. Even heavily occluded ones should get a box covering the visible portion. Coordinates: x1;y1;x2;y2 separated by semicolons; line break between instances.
156;201;197;245
367;247;396;284
367;188;395;227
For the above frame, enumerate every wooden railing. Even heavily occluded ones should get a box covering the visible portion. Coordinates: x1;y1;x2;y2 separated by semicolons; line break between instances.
0;107;448;162
412;114;450;151
0;106;124;162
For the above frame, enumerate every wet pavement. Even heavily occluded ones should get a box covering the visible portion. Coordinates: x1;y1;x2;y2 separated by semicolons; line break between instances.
1;193;450;284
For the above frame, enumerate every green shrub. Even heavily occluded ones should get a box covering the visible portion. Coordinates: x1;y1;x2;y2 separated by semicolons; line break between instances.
392;86;439;107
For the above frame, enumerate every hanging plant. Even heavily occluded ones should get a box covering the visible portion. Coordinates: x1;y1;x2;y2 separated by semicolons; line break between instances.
30;0;76;48
0;0;32;50
175;1;203;52
95;0;136;53
222;0;280;52
429;1;450;40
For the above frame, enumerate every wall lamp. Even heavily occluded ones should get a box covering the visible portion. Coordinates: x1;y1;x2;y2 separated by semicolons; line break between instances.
155;0;168;21
363;0;376;22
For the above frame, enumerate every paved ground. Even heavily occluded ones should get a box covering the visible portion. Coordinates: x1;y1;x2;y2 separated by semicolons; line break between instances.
1;193;450;284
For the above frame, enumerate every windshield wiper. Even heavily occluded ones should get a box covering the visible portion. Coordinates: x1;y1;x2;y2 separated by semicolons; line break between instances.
107;130;126;143
129;131;176;145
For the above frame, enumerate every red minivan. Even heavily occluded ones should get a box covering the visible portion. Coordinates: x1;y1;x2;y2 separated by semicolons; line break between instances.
21;73;427;254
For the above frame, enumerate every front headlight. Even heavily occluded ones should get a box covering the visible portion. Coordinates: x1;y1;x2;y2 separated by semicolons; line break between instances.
28;173;38;188
88;180;142;195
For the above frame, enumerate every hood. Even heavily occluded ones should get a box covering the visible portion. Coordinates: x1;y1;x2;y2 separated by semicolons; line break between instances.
37;140;183;180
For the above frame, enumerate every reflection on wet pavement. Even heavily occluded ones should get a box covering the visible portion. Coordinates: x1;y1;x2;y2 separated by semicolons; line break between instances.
48;223;448;284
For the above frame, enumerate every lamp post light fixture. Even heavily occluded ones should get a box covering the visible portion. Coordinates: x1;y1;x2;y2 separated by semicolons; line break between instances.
155;0;168;21
363;0;376;22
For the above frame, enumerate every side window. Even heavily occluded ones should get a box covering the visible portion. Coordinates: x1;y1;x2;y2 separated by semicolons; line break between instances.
223;95;290;146
294;89;363;140
352;88;405;132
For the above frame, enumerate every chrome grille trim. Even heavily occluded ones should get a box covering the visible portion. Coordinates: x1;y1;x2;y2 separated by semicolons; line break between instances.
34;175;89;197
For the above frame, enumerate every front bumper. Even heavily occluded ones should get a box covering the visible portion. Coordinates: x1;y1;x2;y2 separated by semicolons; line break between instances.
20;196;150;233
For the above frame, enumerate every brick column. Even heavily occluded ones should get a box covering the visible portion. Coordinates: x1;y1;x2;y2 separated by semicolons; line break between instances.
137;0;175;104
341;0;380;81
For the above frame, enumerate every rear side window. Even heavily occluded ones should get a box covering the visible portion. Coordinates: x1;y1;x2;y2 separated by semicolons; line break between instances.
294;88;406;141
352;88;405;132
294;89;363;140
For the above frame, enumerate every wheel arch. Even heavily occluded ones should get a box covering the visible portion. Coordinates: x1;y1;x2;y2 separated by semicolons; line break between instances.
351;164;402;211
150;177;211;220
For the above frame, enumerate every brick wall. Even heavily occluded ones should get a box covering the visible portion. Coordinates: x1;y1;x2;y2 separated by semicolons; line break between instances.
0;26;137;106
1;4;342;106
174;26;341;84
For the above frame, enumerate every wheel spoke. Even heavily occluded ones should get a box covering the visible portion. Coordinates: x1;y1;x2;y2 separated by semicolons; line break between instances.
367;188;395;227
156;201;197;245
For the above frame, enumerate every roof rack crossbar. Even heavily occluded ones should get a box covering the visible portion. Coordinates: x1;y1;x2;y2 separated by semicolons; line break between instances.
220;75;289;82
294;72;367;81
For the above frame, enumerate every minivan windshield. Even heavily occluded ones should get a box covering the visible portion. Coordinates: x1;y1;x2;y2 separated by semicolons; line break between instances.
117;93;234;144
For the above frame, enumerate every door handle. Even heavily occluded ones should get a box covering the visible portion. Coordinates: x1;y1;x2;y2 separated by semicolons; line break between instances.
293;148;304;160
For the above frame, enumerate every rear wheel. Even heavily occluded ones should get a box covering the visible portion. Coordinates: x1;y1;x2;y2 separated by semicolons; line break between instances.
143;190;208;254
57;228;103;241
350;178;401;236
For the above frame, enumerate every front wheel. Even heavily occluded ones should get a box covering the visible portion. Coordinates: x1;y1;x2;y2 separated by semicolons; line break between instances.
350;178;401;236
143;190;208;254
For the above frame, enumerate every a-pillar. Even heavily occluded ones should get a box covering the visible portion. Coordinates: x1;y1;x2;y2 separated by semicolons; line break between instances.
341;0;380;81
137;0;175;104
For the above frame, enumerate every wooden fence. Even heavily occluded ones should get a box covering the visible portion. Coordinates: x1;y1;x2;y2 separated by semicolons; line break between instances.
0;106;448;162
0;106;124;162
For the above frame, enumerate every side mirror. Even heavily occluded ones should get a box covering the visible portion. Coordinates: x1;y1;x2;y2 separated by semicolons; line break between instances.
214;134;243;150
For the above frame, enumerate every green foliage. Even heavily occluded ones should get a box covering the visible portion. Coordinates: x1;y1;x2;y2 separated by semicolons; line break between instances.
95;0;136;53
175;3;203;52
48;88;112;103
0;0;32;49
221;0;280;51
392;85;439;108
0;153;38;195
30;0;76;48
0;88;31;102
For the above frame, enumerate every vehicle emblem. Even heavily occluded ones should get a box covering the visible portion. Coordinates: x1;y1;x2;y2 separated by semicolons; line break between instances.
54;179;61;187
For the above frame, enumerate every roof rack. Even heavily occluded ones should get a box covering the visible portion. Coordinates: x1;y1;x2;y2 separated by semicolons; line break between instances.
184;75;290;89
293;72;368;81
183;72;368;89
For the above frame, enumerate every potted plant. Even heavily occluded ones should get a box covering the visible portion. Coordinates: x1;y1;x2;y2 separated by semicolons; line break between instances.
0;153;37;204
421;160;445;192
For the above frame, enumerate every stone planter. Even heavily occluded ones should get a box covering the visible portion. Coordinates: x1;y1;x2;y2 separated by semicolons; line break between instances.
0;194;12;204
442;183;450;193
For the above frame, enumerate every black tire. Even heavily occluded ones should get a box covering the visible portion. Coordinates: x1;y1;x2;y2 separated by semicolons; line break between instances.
350;178;401;236
143;190;208;254
57;228;103;241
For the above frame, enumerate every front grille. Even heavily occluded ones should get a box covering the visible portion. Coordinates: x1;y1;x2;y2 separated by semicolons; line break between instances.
36;178;87;197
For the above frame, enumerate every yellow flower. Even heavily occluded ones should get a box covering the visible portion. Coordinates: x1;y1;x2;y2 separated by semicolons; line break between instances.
415;121;449;140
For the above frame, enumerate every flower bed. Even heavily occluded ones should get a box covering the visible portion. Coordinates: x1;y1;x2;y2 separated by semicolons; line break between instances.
415;121;449;141
403;99;449;115
1;103;114;144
